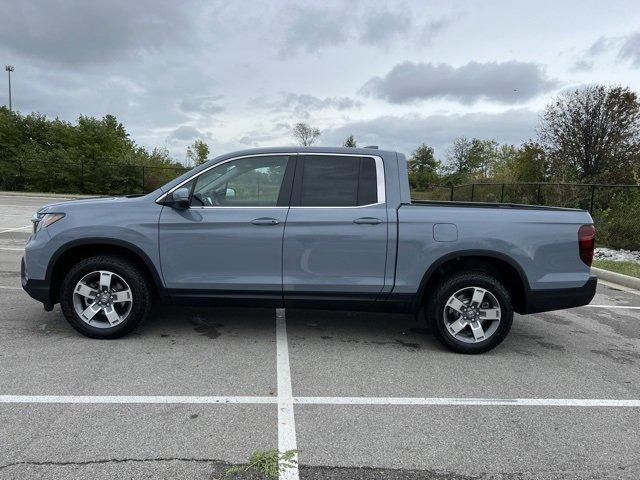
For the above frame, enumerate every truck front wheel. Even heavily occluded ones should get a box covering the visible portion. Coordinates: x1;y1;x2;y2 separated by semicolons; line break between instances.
60;255;152;339
426;271;513;354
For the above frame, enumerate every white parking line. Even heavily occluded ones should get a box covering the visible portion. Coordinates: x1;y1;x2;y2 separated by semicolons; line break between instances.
0;247;25;251
0;395;276;404
586;305;640;310
1;395;639;408
295;397;640;407
0;226;30;234
275;308;300;480
0;286;21;290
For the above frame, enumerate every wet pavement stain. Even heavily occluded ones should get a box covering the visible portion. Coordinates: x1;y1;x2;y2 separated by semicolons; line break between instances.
535;340;565;352
591;347;640;365
538;313;573;326
408;327;431;335
395;339;421;350
189;316;224;339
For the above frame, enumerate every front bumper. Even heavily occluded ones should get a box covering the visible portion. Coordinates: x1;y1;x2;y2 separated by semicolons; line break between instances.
521;275;597;314
21;257;53;310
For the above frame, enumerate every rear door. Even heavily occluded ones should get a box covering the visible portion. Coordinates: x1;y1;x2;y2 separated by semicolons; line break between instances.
283;154;388;308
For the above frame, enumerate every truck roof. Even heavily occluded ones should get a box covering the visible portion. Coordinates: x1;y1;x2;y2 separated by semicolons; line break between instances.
211;146;399;158
156;146;403;195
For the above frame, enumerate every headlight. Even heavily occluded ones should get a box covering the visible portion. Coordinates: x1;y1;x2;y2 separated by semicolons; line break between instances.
31;212;65;234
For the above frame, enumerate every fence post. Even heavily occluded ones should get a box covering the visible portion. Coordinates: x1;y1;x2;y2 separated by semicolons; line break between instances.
450;184;454;201
141;166;146;194
537;184;542;205
589;185;596;213
500;184;505;203
470;183;475;201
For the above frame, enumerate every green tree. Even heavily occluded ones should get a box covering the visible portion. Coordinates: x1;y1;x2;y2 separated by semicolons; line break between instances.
343;134;357;147
407;144;441;190
538;85;640;183
186;139;210;166
491;142;548;183
292;122;321;146
443;137;489;182
0;107;186;194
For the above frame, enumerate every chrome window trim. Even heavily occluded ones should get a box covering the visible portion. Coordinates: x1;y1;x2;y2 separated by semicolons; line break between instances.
156;152;386;208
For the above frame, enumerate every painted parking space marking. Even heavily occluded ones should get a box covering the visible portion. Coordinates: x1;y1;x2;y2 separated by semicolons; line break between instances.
0;226;31;234
1;395;639;408
276;308;300;480
0;395;277;404
586;305;640;310
0;247;25;251
294;397;640;407
0;286;22;290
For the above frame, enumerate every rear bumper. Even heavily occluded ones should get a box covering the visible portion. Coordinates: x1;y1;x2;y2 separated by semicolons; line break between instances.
21;257;53;310
521;275;597;314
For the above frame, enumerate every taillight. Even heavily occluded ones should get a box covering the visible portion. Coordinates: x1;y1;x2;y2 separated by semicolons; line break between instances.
578;224;596;266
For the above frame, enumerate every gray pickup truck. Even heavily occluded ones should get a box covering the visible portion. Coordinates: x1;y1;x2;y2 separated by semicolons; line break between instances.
22;147;597;353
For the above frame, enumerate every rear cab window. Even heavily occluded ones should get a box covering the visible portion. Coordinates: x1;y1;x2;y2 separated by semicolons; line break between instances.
295;155;380;207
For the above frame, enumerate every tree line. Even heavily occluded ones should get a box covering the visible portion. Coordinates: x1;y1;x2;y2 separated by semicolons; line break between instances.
0;108;213;193
2;84;639;194
323;85;640;189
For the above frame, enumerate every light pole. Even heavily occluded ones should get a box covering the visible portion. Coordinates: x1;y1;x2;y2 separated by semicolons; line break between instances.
5;65;14;111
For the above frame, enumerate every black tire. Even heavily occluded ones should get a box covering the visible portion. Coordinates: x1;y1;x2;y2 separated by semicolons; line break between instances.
426;271;513;354
60;255;152;339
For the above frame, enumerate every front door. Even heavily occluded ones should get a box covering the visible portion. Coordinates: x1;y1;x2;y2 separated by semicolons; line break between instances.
283;154;388;308
159;154;295;305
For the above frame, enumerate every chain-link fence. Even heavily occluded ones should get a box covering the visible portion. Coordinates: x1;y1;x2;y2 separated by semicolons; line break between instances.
0;158;189;196
2;160;639;250
412;182;640;250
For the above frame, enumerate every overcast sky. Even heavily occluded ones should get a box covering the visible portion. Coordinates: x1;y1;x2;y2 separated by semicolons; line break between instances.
2;0;640;162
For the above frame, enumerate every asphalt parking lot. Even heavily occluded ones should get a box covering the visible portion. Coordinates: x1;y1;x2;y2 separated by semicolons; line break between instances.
1;193;640;480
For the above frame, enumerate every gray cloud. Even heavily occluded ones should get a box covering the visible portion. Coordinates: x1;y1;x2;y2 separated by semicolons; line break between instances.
580;31;640;69
321;109;539;157
277;2;453;57
281;93;362;114
618;32;640;67
179;95;226;115
419;16;456;44
0;0;194;66
570;59;594;72
256;93;362;119
361;61;558;104
278;4;349;57
167;125;208;142
585;36;617;57
359;8;411;46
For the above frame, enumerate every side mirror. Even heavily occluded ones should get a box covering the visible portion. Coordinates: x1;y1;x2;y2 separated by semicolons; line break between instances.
167;187;191;209
226;187;236;199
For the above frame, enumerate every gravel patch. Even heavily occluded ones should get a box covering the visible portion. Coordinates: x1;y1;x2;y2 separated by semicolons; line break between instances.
595;248;640;263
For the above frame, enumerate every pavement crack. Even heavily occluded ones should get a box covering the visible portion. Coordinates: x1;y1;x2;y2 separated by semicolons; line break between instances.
0;457;224;471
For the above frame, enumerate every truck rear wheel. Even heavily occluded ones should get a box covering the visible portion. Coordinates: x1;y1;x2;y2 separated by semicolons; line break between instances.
426;271;513;354
60;255;152;339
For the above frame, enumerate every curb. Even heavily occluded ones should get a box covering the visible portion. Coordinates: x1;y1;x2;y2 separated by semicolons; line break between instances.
592;266;640;291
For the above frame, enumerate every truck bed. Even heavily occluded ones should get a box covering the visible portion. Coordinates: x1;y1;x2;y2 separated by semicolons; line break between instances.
409;199;585;212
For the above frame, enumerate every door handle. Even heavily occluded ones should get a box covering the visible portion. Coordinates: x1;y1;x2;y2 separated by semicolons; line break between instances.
353;217;382;225
251;217;280;226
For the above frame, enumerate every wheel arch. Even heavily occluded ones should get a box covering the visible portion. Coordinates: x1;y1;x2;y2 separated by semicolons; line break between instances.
417;250;530;314
47;238;166;304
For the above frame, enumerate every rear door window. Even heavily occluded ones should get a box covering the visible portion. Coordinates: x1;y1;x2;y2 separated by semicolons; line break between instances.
298;156;379;207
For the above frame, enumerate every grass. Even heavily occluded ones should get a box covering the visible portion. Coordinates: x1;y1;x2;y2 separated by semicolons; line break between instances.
214;450;298;479
593;259;640;278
